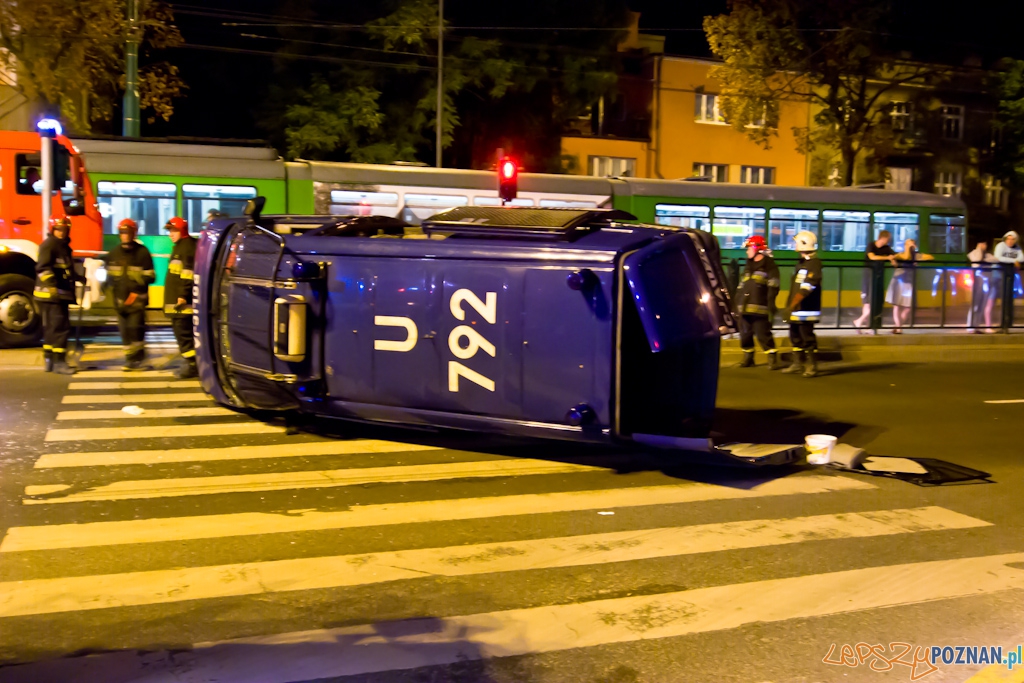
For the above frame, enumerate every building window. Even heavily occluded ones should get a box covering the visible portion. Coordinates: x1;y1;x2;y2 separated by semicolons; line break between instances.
740;166;774;184
982;175;1008;211
589;156;636;177
655;204;711;231
182;184;257;227
694;92;726;124
934;170;962;197
692;163;728;183
96;181;177;235
941;105;963;140
890;101;912;131
712;206;765;250
886;167;912;191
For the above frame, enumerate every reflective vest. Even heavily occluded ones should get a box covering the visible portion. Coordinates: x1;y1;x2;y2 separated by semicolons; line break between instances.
34;236;76;303
164;236;197;316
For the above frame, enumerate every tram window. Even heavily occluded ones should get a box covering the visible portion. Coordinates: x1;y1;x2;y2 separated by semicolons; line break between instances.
928;214;966;254
821;210;870;252
873;212;919;251
712;206;765;249
539;199;599;208
183;184;257;226
400;193;468;223
330;190;400;217
96;181;177;235
655;204;710;231
768;208;818;251
474;196;534;207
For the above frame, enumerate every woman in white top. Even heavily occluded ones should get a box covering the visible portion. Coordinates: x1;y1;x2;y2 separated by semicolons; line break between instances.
885;238;934;333
967;241;999;333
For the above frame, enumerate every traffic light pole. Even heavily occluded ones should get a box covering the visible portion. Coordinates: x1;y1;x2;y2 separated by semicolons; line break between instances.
436;0;443;168
123;0;141;137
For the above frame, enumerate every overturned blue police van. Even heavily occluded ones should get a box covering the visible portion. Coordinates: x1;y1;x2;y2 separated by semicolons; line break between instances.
192;201;738;450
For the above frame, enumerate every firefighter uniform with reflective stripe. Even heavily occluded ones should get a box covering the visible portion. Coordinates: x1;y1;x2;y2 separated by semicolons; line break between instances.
164;234;197;360
34;233;76;360
736;254;780;359
105;240;156;364
786;255;823;352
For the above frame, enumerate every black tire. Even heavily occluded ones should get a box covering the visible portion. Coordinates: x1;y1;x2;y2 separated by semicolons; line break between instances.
0;274;43;348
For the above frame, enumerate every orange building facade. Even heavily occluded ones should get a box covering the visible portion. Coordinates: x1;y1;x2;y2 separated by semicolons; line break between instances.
562;56;811;186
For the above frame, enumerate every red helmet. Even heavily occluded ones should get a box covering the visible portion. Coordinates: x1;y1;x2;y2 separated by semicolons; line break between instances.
49;216;71;233
744;235;768;252
165;216;188;233
117;218;138;238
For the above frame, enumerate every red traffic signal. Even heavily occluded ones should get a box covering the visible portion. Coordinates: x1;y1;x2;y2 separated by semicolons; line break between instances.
498;157;518;203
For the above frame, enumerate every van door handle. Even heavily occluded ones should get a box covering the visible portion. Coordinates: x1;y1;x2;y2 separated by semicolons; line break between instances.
13;217;32;226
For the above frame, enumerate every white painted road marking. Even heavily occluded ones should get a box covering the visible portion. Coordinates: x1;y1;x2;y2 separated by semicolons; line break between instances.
61;392;212;405
0;507;988;618
73;370;178;378
43;421;285;443
3;475;874;552
985;399;1024;404
34;439;443;469
23;458;602;504
54;406;237;421
68;381;202;390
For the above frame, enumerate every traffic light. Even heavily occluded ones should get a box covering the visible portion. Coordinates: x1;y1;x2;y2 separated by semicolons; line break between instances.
498;157;518;204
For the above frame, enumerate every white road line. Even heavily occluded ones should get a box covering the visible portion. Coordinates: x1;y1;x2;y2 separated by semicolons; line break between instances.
43;421;283;443
23;458;602;505
0;506;988;619
54;407;236;421
34;440;443;469
61;393;211;405
68;381;202;390
172;552;1024;682
2;475;874;552
73;370;177;378
985;399;1024;404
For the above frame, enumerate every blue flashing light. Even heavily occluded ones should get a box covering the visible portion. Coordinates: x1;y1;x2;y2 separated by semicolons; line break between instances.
36;118;63;137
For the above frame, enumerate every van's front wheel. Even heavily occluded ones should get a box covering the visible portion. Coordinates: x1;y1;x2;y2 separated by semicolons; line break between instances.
0;274;43;348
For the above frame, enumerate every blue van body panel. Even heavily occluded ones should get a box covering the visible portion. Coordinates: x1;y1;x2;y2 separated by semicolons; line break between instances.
192;209;736;446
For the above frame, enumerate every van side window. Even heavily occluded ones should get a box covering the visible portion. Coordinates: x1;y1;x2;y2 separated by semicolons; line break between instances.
16;154;42;196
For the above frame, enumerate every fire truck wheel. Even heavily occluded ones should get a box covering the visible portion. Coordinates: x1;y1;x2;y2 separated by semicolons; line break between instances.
0;274;43;348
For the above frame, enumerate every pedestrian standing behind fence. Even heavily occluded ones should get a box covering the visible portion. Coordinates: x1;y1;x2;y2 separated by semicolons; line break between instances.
967;241;999;333
781;230;823;378
885;238;933;334
852;230;897;333
734;235;781;370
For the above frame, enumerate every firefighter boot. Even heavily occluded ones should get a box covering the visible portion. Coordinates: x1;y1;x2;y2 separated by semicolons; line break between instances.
52;352;77;375
735;351;755;368
781;350;805;374
766;351;780;371
43;349;53;373
175;358;198;379
803;351;819;378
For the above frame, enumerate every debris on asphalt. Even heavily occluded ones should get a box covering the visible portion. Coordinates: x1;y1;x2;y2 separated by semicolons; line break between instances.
122;405;145;415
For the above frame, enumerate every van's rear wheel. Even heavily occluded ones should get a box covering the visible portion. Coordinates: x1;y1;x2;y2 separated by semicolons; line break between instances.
0;274;43;348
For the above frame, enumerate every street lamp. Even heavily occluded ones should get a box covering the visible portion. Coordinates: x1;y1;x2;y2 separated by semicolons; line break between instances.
36;118;63;242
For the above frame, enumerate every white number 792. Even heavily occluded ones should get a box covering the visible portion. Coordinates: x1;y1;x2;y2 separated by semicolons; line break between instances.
448;288;497;392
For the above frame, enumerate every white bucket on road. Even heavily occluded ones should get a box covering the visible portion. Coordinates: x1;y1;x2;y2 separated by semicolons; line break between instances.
804;434;837;465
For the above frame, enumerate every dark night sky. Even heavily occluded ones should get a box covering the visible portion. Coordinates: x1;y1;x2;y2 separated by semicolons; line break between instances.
143;0;1024;141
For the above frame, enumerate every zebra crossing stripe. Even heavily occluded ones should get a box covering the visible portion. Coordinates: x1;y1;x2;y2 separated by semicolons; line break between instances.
67;381;202;390
34;439;443;469
170;552;1024;681
964;662;1024;681
43;421;284;443
22;458;602;504
0;507;989;618
54;407;237;421
61;392;211;405
73;370;178;378
2;475;874;552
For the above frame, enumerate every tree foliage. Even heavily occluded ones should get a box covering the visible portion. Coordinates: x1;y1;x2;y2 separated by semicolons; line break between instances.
270;0;626;169
704;0;933;186
994;60;1024;189
0;0;185;132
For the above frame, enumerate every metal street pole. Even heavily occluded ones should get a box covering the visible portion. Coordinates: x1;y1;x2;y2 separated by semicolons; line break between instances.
40;135;52;239
436;0;443;168
123;0;141;137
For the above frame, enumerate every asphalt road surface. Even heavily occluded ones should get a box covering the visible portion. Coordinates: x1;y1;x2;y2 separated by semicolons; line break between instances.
0;354;1022;683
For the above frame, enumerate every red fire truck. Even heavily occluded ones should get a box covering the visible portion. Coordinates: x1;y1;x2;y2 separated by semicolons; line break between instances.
0;131;103;347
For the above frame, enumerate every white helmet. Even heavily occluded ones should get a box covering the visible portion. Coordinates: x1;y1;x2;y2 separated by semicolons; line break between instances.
794;230;818;252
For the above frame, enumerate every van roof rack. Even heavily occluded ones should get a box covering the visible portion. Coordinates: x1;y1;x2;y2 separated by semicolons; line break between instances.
421;206;637;241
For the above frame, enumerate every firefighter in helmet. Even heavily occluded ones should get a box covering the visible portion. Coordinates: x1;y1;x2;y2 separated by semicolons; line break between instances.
104;218;156;370
34;216;81;375
164;216;198;378
734;235;780;369
781;230;823;377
